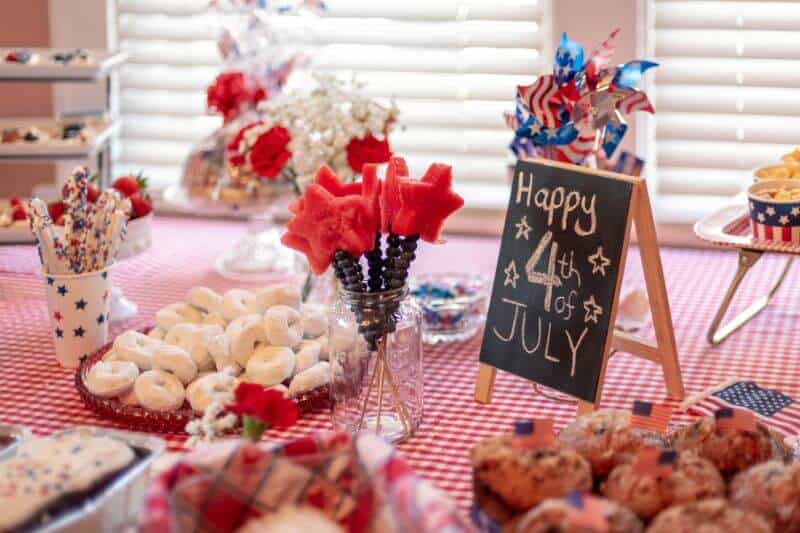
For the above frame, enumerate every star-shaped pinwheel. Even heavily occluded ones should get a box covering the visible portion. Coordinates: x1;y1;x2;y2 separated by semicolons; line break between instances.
392;163;465;243
583;295;603;324
75;298;87;310
515;216;532;240
504;260;520;288
588;246;611;276
57;285;68;296
281;184;376;275
73;326;85;338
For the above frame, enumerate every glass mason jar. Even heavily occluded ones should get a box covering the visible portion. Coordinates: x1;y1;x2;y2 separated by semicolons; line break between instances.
329;287;423;443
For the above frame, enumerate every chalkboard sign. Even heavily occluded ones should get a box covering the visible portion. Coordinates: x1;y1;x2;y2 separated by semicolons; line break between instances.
479;159;634;402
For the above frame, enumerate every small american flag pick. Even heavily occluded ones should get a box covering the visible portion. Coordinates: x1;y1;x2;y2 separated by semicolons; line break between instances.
632;447;677;478
715;407;757;433
565;492;609;533
687;381;800;438
630;400;672;434
512;419;555;449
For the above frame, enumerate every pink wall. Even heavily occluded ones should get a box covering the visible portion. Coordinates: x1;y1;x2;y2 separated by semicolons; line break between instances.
0;2;54;198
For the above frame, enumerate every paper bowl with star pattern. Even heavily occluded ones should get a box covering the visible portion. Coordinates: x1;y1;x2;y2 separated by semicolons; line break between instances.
44;265;113;368
747;180;800;243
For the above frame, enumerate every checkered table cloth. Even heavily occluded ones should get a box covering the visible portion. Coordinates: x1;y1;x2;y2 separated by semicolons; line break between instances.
1;216;799;514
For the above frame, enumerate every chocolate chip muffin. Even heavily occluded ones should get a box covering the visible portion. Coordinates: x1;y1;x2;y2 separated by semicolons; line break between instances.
670;417;788;476
558;409;667;477
646;498;772;533
730;460;800;532
471;434;593;524
601;450;725;519
513;496;643;533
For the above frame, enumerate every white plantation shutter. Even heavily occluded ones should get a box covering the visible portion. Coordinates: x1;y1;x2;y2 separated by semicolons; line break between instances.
651;1;800;223
116;0;550;205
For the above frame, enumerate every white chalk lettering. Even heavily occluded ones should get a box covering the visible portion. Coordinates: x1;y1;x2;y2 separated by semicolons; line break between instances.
566;327;589;377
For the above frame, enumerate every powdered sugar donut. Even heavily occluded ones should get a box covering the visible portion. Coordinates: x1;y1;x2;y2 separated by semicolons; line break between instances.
221;289;259;321
187;286;223;314
226;314;267;367
289;361;330;397
186;371;238;412
301;304;328;338
245;346;295;387
208;332;238;373
119;388;139;406
294;341;320;376
264;305;303;347
134;369;185;412
152;343;197;385
147;327;165;340
86;361;139;397
155;302;203;331
255;283;301;311
165;323;223;372
102;349;120;362
113;330;161;370
202;311;227;329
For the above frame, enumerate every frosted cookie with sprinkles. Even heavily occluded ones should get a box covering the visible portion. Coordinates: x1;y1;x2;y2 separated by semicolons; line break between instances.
0;432;135;530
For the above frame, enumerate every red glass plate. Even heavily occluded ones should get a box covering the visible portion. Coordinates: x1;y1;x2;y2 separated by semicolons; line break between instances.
75;327;331;434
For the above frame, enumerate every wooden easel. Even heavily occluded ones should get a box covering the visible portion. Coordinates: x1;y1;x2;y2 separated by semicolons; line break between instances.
475;160;684;413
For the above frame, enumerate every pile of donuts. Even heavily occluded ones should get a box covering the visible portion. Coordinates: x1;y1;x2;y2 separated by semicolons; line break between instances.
83;283;333;414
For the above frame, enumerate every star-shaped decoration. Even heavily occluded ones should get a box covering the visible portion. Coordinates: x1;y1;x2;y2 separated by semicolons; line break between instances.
792;207;800;217
57;285;68;296
55;328;63;338
757;212;766;222
583;295;604;324
73;326;85;338
46;276;55;286
393;163;464;243
587;246;611;276
515;215;532;240
53;311;63;322
101;271;108;279
96;313;105;325
74;298;87;310
766;206;776;217
779;215;790;225
281;184;376;275
750;201;755;211
504;259;520;289
315;163;381;222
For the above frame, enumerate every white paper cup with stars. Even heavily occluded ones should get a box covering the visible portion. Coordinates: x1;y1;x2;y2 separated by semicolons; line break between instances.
44;265;113;368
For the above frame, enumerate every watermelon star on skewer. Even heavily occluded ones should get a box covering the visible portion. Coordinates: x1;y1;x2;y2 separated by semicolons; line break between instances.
380;156;410;232
392;163;464;243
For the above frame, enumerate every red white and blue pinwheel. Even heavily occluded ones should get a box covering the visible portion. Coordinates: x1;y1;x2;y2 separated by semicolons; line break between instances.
506;29;656;164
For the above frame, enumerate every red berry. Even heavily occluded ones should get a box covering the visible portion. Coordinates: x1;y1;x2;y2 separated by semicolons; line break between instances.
129;193;152;219
86;183;100;203
112;176;140;197
55;215;65;226
11;205;27;221
47;201;65;222
9;197;23;207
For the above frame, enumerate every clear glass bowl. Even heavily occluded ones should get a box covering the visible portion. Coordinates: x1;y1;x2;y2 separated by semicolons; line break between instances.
409;272;490;344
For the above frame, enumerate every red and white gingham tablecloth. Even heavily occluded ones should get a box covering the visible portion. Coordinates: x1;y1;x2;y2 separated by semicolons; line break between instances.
1;216;799;513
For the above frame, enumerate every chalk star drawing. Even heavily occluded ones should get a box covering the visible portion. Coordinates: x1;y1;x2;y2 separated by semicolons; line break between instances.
587;246;611;277
504;259;520;288
583;294;603;324
515;215;532;240
779;215;790;225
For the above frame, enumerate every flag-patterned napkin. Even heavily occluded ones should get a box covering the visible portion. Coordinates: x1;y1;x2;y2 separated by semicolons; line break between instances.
140;432;474;533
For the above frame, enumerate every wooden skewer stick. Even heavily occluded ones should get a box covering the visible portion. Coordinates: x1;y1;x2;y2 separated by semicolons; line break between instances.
356;348;381;432
375;341;386;435
380;357;412;435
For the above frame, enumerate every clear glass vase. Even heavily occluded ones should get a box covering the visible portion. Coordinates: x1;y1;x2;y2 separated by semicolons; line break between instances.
329;287;423;443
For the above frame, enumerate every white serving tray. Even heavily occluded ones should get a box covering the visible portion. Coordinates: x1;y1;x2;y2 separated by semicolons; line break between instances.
0;116;117;158
694;197;800;254
0;49;127;81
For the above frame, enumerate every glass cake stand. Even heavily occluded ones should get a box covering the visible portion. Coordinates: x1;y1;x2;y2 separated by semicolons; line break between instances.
109;213;152;322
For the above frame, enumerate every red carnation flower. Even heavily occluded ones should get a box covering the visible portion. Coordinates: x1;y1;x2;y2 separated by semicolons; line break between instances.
227;382;299;441
207;71;268;124
249;126;292;179
226;121;264;167
346;134;392;174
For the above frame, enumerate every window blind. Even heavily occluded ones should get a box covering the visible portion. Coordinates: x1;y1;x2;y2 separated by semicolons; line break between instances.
652;0;800;223
117;0;550;207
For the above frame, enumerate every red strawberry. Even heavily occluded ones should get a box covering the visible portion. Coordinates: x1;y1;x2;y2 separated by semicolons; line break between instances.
9;197;23;207
86;183;100;203
129;193;152;219
11;205;27;221
112;176;140;197
47;201;65;222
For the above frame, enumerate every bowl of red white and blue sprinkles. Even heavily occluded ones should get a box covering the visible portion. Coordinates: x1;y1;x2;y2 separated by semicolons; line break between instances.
410;272;489;344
